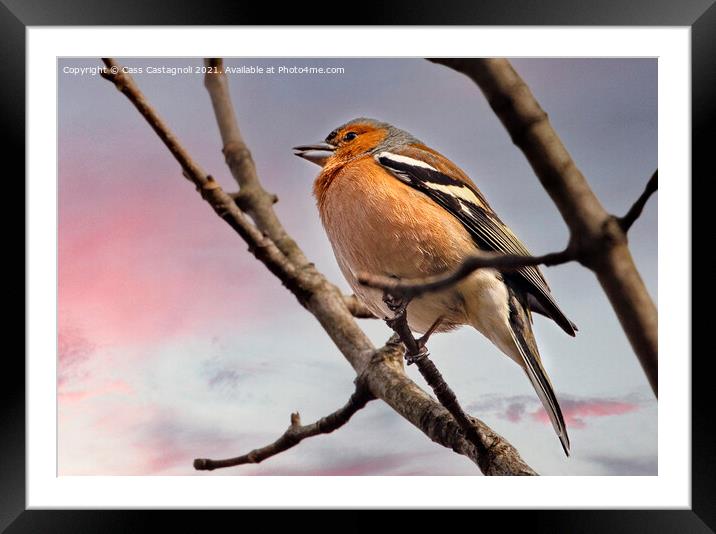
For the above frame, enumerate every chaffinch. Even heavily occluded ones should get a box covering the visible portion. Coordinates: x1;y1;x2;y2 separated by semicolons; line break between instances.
294;118;577;455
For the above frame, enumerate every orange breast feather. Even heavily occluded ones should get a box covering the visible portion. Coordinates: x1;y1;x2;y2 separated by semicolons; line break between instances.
316;156;476;279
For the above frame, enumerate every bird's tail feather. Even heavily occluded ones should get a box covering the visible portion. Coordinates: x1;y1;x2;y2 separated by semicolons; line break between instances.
510;325;570;456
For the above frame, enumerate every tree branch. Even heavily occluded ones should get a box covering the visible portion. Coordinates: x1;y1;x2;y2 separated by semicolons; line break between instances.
618;171;658;232
100;57;537;476
359;249;573;300
194;383;374;471
429;58;658;396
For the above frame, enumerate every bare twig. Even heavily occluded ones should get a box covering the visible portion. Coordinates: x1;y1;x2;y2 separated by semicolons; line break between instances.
101;57;537;475
343;294;377;319
359;249;573;300
618;171;658;232
194;384;374;471
429;58;658;396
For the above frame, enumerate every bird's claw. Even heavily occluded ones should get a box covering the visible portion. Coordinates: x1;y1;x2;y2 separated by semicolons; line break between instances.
405;345;429;366
382;291;441;366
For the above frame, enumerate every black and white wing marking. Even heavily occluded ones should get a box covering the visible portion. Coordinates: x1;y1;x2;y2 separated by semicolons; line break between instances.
376;150;577;337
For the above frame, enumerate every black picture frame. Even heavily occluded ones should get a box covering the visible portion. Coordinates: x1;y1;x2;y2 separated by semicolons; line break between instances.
6;0;707;531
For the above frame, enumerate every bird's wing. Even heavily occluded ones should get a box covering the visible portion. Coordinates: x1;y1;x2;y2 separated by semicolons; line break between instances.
375;144;577;337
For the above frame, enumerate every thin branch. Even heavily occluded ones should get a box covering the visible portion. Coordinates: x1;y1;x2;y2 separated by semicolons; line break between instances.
618;170;658;232
100;59;301;296
359;249;573;300
194;338;533;475
100;59;207;187
204;58;309;268
194;384;374;471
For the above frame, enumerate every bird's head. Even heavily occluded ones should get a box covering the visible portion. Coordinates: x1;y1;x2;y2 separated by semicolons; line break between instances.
293;118;419;168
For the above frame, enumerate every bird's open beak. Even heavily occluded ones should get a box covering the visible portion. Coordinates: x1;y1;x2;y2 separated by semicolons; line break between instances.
292;142;336;167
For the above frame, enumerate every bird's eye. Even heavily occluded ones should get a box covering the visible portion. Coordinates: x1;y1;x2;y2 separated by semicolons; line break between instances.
343;132;358;142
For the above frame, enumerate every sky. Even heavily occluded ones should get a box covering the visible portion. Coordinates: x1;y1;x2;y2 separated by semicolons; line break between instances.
57;57;657;476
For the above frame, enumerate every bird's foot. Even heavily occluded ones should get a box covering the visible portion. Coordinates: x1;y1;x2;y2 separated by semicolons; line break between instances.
402;316;444;365
383;291;409;316
382;289;431;365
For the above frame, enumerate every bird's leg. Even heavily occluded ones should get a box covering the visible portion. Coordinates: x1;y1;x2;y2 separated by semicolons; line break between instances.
417;315;444;349
383;293;413;346
382;291;426;366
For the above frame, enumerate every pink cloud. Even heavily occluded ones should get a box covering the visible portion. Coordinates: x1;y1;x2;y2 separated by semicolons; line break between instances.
471;394;642;430
58;326;94;366
59;379;134;404
251;453;417;476
530;398;639;429
58;325;95;387
57;324;134;403
142;444;191;475
126;410;243;475
58;156;270;349
504;401;527;423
